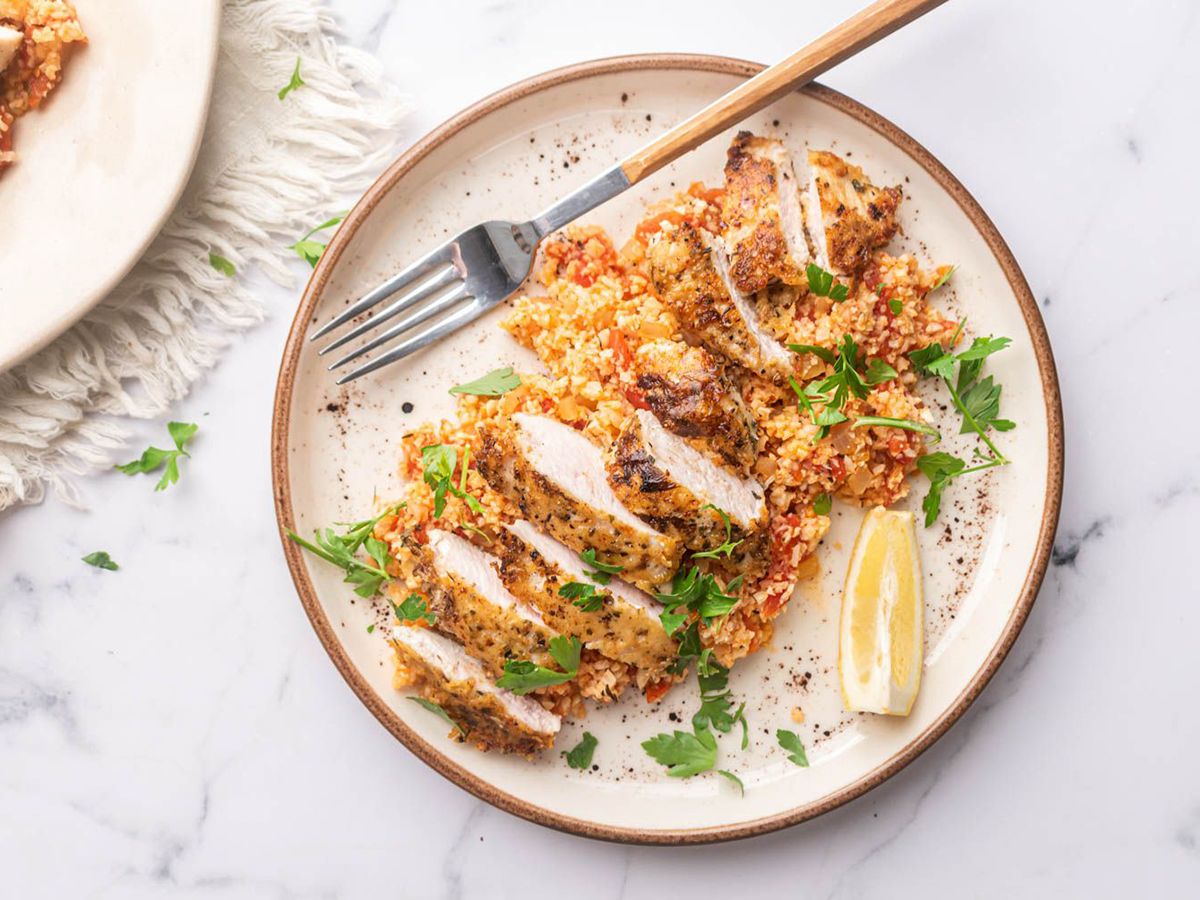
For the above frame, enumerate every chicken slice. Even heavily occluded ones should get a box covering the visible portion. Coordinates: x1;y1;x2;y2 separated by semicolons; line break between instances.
722;131;811;295
392;624;561;755
414;529;556;679
647;222;793;379
803;149;902;278
632;338;758;474
476;413;682;591
607;409;769;576
496;520;678;688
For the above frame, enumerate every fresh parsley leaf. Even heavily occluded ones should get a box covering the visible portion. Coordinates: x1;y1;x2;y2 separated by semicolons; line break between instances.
955;375;1006;435
888;298;904;315
115;421;199;491
579;549;623;584
641;726;718;778
421;444;484;517
864;358;898;385
909;342;956;380
813;492;832;516
408;696;465;735
776;729;810;767
366;623;376;634
691;504;744;560
954;335;1011;362
449;366;522;397
560;581;603;612
693;660;748;746
931;265;957;291
852;416;940;439
82;551;118;571
655;566;742;628
495;635;582;694
289;214;345;268
277;56;305;100
659;608;688;636
787;343;836;365
392;592;435;625
564;732;598;770
286;503;403;597
717;769;745;795
208;252;235;277
916;452;967;526
806;263;848;301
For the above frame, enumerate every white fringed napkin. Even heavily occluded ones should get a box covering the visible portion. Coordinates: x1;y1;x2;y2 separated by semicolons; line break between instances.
0;0;409;509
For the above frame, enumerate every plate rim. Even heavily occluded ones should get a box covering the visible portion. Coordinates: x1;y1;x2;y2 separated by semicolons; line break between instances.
0;0;222;372
270;52;1064;845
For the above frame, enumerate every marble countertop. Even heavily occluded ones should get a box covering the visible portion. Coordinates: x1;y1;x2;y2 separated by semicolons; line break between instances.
2;0;1197;896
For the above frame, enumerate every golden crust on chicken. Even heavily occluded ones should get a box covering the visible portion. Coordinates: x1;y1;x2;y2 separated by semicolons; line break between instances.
804;149;901;277
721;131;811;294
633;338;758;474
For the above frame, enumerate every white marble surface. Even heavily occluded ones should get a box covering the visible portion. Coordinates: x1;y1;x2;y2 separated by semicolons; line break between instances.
2;0;1198;895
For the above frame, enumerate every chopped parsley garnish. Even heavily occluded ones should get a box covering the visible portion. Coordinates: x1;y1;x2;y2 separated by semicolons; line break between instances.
82;551;118;571
641;727;717;778
931;265;957;291
851;416;940;439
787;335;895;441
277;56;305;100
659;608;688;636
208;252;235;277
579;549;623;584
656;566;742;628
421;444;483;518
805;263;850;302
115;421;199;491
286;503;403;597
559;580;603;612
813;492;832;516
391;592;435;625
776;729;810;767
495;635;581;695
289;214;345;268
691;504;744;560
408;697;465;735
449;366;522;397
786;343;836;365
888;298;904;315
563;732;598;770
693;653;748;747
366;623;376;634
908;332;1014;525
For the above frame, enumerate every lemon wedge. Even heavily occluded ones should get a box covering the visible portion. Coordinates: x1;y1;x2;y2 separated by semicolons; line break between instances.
839;507;923;716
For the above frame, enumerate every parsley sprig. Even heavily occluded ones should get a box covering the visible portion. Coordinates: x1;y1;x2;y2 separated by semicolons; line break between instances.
691;504;744;560
408;697;465;735
286;504;403;597
580;549;623;584
115;422;199;491
82;551;118;571
421;444;484;518
642;727;717;777
776;728;810;767
559;580;603;612
656;566;743;646
289;213;346;268
495;635;582;695
909;331;1015;525
788;335;897;440
278;57;305;100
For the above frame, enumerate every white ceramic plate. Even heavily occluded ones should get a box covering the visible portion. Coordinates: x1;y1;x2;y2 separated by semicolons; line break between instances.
272;56;1063;844
0;0;220;371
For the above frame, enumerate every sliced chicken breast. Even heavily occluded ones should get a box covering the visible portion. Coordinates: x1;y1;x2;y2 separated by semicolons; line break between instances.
632;338;758;474
415;529;556;678
607;409;769;575
722;131;811;295
802;149;902;278
476;413;682;590
392;624;561;755
496;520;678;687
647;221;793;379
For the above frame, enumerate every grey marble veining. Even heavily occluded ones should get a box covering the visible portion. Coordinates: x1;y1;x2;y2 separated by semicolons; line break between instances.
2;0;1198;895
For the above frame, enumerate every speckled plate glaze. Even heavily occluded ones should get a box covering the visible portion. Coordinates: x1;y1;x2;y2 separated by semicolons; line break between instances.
0;0;221;371
271;55;1063;844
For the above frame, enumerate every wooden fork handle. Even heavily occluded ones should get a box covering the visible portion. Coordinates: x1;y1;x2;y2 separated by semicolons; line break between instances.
619;0;949;184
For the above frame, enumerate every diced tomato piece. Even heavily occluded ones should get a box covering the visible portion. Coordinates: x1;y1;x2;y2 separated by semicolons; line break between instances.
644;679;673;703
606;329;634;369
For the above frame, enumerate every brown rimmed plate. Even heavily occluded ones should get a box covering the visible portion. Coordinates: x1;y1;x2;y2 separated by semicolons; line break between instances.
271;54;1063;844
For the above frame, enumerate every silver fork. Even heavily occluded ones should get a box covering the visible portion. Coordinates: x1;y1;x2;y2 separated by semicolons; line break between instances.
311;0;947;383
